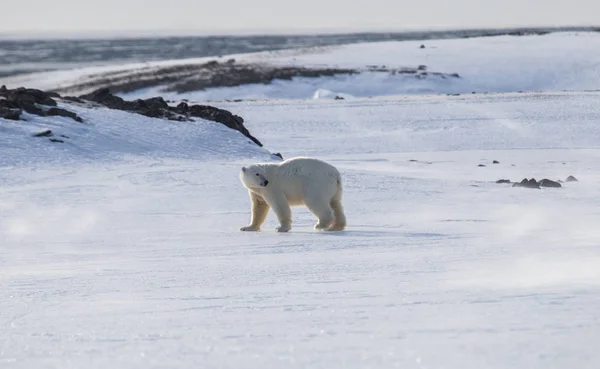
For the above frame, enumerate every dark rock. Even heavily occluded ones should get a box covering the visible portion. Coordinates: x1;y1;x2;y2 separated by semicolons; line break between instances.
47;107;83;122
187;104;261;146
512;178;541;189
272;152;283;160
141;96;169;110
79;87;126;109
60;134;70;139
49;138;64;143
417;65;427;70
80;88;179;120
20;102;48;116
527;178;540;188
9;87;57;106
493;160;500;164
62;96;85;103
496;179;511;184
0;86;82;123
478;164;486;167
0;106;21;120
420;44;426;49
566;175;578;182
334;96;345;100
32;129;53;137
539;179;562;188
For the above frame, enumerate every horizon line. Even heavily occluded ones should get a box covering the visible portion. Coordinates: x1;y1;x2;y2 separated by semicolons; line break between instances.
1;24;598;41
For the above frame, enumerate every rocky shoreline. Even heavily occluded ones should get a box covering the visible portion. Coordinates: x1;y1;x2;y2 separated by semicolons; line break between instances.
47;59;460;96
0;85;263;146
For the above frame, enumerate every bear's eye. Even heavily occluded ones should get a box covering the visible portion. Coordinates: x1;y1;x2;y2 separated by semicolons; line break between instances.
255;173;259;176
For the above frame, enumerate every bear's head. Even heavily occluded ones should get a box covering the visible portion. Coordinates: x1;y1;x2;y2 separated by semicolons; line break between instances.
240;165;269;188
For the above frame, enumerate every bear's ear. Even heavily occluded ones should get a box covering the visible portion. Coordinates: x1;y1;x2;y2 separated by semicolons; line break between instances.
241;166;246;172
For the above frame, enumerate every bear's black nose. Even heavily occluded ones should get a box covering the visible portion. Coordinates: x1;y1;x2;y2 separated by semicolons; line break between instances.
262;180;269;186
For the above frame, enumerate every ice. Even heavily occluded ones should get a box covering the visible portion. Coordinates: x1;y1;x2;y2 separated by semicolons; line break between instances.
2;33;600;368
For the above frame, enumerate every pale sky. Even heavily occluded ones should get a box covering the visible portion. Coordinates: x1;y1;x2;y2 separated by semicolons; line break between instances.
1;0;599;37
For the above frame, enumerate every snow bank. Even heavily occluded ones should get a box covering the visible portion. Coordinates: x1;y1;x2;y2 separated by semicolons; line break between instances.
0;101;271;167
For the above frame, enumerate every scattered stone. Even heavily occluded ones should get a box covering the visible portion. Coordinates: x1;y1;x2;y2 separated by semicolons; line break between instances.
272;152;283;160
420;44;426;49
478;164;486;167
60;134;70;139
49;138;64;143
539;179;562;188
566;175;578;182
502;177;567;189
47;107;83;122
0;106;21;120
32;129;53;137
334;96;345;100
493;160;500;164
408;159;419;162
512;178;541;189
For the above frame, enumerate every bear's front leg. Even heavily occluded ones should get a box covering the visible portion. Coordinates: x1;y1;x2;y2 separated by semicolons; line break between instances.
266;193;292;232
240;191;270;231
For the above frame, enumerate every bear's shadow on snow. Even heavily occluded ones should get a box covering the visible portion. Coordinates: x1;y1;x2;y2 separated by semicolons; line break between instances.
292;226;448;239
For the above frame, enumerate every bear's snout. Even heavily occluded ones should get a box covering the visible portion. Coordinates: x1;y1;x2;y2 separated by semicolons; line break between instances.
261;180;269;187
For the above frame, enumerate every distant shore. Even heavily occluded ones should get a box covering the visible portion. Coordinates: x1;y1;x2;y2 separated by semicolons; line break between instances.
1;26;598;79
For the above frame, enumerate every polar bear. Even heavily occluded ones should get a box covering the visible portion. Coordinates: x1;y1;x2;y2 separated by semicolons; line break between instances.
239;156;346;232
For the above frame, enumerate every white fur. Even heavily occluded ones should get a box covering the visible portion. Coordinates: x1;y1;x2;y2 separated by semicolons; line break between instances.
239;156;347;232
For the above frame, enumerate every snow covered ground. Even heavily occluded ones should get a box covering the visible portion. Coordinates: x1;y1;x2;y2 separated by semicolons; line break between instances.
2;32;600;368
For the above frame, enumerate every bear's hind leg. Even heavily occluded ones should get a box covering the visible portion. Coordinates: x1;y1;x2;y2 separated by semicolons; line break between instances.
241;192;270;231
328;198;346;231
304;197;334;231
